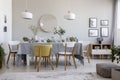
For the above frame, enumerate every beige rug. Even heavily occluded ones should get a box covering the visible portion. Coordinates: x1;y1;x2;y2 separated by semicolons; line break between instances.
0;71;95;80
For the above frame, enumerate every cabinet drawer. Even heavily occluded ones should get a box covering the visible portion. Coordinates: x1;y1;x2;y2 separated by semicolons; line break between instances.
92;49;111;55
92;50;101;54
100;49;111;55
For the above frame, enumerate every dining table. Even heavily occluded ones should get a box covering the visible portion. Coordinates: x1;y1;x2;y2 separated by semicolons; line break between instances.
16;42;84;66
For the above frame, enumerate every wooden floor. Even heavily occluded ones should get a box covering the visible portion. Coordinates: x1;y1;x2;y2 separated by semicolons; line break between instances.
0;56;116;80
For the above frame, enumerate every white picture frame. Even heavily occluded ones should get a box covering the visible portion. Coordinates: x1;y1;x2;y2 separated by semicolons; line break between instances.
100;20;109;26
89;18;97;28
88;29;99;37
100;27;109;37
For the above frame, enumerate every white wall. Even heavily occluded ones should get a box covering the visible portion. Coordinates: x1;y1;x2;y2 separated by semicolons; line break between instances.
0;0;12;53
12;0;114;43
114;0;120;46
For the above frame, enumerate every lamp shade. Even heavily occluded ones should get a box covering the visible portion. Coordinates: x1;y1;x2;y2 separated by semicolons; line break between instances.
22;11;33;19
64;11;76;20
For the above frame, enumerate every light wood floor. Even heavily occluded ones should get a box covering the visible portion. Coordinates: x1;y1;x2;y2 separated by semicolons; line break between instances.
0;56;114;80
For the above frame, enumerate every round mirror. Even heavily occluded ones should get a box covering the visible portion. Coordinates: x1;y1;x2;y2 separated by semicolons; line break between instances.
39;14;57;33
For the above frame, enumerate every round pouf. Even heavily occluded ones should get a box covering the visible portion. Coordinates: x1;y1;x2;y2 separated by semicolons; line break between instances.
96;63;120;78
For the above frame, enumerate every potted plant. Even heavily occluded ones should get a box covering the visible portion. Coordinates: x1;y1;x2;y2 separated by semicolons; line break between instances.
111;46;120;80
111;46;120;63
0;44;5;69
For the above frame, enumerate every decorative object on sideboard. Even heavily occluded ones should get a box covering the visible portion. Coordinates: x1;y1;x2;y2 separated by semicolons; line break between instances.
22;0;33;19
97;37;103;44
88;29;99;37
89;18;97;28
100;20;109;26
39;14;57;33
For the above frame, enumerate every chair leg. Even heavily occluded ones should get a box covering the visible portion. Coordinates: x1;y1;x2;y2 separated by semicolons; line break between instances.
56;54;59;67
86;52;90;63
52;54;53;61
49;57;54;70
45;57;46;67
46;58;49;65
69;56;71;62
64;55;67;71
37;56;41;72
72;55;77;69
34;56;37;69
66;56;68;66
13;53;16;65
55;54;58;65
7;53;11;65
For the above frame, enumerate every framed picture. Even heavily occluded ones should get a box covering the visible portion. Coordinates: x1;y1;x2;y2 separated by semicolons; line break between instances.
88;29;99;37
100;20;109;26
4;15;7;23
3;26;7;32
100;27;109;37
89;18;97;28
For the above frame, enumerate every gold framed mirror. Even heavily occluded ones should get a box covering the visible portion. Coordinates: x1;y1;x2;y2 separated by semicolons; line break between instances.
39;14;57;33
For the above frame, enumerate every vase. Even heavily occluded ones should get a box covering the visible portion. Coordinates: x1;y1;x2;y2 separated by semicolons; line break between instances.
33;35;38;40
97;37;103;44
59;35;62;42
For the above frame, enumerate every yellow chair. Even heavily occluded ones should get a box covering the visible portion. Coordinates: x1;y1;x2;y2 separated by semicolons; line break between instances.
34;45;54;72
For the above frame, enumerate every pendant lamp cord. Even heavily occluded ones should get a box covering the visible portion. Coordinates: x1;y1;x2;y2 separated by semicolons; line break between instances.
25;0;28;11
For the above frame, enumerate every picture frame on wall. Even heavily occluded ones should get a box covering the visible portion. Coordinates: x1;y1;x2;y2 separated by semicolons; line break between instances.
100;27;109;37
88;29;99;37
89;18;97;28
100;20;109;26
4;15;7;23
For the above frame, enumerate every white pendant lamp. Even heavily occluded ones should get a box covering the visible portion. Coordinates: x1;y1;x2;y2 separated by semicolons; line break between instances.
64;11;76;20
22;0;33;19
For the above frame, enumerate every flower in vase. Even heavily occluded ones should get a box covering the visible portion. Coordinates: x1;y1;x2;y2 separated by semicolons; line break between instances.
54;27;65;42
29;25;39;36
54;27;65;36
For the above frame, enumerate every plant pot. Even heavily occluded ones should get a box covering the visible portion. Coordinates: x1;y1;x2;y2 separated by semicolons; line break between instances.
112;68;120;80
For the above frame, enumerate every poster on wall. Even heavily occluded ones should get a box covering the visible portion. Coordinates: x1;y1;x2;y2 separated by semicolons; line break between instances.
100;27;109;37
89;18;97;28
100;20;109;26
4;15;7;32
88;29;99;37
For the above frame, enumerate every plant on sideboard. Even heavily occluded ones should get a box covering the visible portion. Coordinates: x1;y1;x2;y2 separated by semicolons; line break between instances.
111;46;120;63
0;44;5;69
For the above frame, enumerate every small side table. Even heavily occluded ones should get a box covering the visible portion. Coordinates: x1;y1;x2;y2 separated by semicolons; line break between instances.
112;68;120;80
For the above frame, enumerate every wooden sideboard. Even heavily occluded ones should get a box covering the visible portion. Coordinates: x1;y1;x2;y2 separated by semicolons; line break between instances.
89;44;112;59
